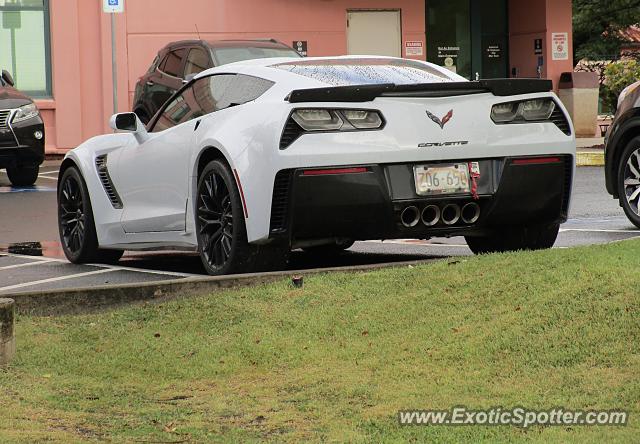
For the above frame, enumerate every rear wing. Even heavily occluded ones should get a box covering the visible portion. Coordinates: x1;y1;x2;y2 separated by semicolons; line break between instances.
286;79;553;103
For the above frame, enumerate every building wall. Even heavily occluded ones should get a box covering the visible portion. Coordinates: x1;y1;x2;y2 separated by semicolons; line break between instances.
39;0;425;153
508;0;573;89
37;0;571;153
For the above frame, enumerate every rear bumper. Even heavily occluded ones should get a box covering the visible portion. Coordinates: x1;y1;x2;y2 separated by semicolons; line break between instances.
269;155;573;244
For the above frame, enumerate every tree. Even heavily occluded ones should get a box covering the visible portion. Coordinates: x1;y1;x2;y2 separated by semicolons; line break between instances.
573;0;640;62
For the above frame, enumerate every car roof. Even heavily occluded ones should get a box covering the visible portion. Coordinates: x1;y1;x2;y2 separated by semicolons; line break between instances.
162;39;293;51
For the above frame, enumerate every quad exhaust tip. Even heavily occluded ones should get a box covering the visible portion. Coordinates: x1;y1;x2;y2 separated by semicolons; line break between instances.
441;204;461;226
461;202;481;224
401;206;420;228
421;205;440;227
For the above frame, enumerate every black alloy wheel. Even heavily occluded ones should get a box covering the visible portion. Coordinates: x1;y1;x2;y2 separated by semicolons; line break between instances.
196;160;290;275
59;173;86;256
196;160;255;275
198;166;235;270
617;136;640;228
57;167;123;264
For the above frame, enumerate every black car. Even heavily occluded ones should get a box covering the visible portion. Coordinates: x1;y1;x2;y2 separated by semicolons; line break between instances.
604;80;640;227
0;70;45;187
132;39;301;123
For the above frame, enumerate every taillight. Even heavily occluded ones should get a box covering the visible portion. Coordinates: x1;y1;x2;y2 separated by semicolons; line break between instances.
280;108;385;149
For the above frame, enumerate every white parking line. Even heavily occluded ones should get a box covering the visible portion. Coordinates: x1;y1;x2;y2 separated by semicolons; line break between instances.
3;253;67;263
89;263;200;278
37;175;58;181
560;228;640;234
40;170;59;175
3;252;199;277
0;269;115;293
0;259;57;270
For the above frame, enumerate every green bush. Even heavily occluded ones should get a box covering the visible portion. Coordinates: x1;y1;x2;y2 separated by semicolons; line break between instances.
603;59;640;113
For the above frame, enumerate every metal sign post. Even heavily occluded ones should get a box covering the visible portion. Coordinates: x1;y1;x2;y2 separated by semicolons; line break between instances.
103;0;124;115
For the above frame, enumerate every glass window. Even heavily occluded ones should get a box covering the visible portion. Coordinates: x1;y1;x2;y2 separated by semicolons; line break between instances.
427;0;471;79
184;48;210;76
162;48;187;77
151;74;274;132
0;0;51;97
226;75;275;105
212;46;300;66
274;58;457;86
152;89;200;133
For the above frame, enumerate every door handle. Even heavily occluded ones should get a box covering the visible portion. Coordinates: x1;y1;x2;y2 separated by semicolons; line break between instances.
146;81;155;86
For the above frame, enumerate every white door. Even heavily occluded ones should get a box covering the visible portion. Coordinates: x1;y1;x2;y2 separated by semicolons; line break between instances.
115;122;193;233
347;10;402;57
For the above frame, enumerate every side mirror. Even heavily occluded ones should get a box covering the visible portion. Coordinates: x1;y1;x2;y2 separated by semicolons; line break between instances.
2;70;15;87
109;112;149;143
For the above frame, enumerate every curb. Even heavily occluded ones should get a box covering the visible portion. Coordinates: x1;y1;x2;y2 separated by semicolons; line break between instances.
576;150;604;167
5;259;437;316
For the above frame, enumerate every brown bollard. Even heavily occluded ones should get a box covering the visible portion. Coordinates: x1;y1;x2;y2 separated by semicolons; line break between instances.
0;299;15;366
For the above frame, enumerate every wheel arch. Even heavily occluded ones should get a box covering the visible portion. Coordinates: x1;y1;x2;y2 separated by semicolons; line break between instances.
195;145;234;179
608;113;640;197
57;157;81;190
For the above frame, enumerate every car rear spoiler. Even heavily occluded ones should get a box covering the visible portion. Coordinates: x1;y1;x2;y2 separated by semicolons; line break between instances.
285;79;553;103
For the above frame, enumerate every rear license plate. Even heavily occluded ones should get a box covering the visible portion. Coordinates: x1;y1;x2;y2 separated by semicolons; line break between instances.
414;163;470;195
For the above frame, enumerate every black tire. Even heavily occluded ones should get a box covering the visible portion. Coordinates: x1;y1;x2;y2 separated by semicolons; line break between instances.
617;136;640;229
302;240;355;255
57;167;124;264
196;160;264;275
465;223;560;255
7;166;39;186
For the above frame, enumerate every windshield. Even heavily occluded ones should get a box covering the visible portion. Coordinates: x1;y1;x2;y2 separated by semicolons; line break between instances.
213;47;301;66
273;58;456;86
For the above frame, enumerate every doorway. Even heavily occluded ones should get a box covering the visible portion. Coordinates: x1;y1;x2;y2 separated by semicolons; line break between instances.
347;10;402;57
426;0;508;80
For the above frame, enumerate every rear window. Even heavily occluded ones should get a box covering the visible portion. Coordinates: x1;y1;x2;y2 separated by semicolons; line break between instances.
212;47;301;66
272;58;454;86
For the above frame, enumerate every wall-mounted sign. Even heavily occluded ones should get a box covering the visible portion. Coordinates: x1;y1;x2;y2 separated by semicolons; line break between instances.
534;38;543;55
437;46;460;60
293;40;307;57
552;33;568;60
486;44;501;59
103;0;124;14
405;41;423;57
437;46;459;73
2;11;21;29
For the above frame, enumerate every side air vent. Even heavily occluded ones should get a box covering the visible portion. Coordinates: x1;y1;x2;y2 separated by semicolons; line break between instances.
550;106;572;136
279;117;304;150
95;155;123;209
269;170;293;234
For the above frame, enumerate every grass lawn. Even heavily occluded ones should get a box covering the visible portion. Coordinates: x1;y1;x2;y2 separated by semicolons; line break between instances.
0;240;638;443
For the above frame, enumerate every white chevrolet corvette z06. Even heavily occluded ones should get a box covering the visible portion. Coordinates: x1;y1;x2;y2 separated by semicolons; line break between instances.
57;56;576;275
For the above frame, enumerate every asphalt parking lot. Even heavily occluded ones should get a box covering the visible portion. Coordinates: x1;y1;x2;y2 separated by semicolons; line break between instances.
1;161;639;295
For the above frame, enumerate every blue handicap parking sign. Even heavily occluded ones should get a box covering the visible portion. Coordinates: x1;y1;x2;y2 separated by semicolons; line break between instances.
108;0;118;5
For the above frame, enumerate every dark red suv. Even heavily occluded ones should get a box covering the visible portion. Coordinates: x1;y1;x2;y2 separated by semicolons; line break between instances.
132;39;301;124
